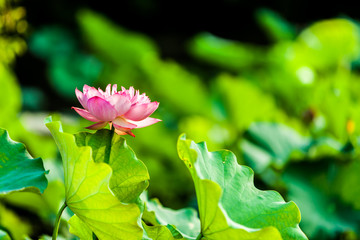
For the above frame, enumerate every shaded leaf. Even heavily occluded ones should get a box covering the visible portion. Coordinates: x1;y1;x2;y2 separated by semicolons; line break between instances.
75;129;149;203
0;128;48;194
142;193;200;239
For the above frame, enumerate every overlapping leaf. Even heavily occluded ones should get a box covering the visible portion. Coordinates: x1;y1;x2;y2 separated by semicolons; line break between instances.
141;193;200;239
0;128;48;194
178;134;307;240
75;130;149;203
45;117;143;240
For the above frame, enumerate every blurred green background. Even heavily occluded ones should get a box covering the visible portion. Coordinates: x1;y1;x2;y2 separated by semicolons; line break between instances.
2;0;360;239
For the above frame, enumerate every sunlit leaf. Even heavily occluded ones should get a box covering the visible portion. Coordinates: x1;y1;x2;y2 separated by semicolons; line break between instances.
0;128;48;194
68;215;92;240
75;129;149;203
45;117;143;240
296;19;360;69
178;135;307;239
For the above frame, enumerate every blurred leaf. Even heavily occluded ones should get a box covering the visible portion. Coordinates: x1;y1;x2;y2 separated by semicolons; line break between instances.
241;122;310;173
283;165;359;239
0;63;21;128
45;118;143;239
0;204;32;240
49;53;102;99
296;19;360;69
179;116;235;151
188;32;265;71
77;9;158;65
0;128;48;194
256;8;296;41
333;158;360;210
75;129;149;203
241;122;345;174
142;56;210;116
216;74;299;132
178;135;307;240
0;230;10;240
29;27;76;59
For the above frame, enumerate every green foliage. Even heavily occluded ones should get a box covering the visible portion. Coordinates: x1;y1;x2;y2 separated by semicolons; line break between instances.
77;9;158;65
241;122;343;173
29;27;102;99
188;33;264;71
142;194;200;239
178;135;307;240
255;8;296;41
0;230;11;240
0;128;48;194
45;117;144;240
75;129;149;203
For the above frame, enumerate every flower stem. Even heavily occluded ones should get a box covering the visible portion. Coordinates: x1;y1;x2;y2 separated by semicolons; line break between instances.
52;201;67;240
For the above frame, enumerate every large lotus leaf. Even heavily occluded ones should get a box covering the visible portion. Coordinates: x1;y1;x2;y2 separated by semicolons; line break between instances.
45;118;143;240
188;32;264;71
178;135;307;240
142;194;200;239
0;128;48;194
77;9;158;65
75;129;149;203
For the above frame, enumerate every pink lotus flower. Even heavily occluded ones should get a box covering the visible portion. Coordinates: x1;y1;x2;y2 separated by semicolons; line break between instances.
72;84;161;137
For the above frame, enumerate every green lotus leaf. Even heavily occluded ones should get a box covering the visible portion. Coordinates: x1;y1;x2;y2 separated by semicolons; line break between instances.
142;222;177;240
45;117;143;240
68;215;92;240
178;134;307;240
0;230;11;240
143;196;200;239
0;128;48;194
75;129;149;203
